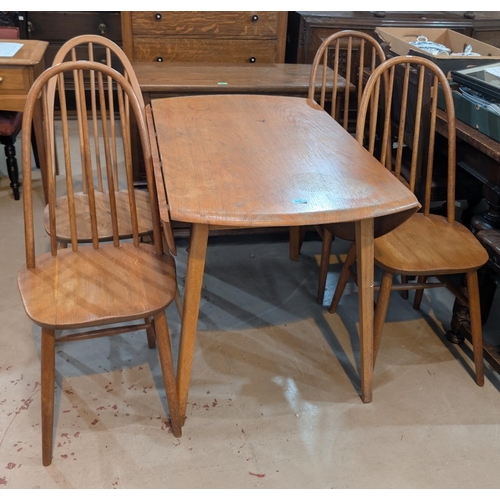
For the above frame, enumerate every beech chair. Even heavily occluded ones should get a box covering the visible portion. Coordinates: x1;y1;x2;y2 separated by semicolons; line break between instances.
44;34;152;247
17;61;182;466
290;30;386;268
328;55;488;385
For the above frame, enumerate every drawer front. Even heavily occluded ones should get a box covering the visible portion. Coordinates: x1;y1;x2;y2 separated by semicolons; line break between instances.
133;38;278;63
131;11;279;37
27;11;122;42
0;67;29;92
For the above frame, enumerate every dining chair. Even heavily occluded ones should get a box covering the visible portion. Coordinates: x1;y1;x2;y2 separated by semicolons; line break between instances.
290;31;387;292
44;34;151;247
17;60;182;466
0;25;40;200
328;55;488;385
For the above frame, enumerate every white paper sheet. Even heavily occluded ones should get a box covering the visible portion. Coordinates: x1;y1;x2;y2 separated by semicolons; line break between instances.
0;42;23;57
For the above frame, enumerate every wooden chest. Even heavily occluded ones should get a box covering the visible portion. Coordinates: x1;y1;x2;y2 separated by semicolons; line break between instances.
121;11;288;63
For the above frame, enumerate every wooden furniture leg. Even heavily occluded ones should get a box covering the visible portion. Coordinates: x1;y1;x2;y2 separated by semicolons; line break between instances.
356;218;374;404
154;310;183;437
41;327;55;467
176;223;209;424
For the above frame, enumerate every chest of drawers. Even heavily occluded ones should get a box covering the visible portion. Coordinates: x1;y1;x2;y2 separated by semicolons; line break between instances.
121;11;288;64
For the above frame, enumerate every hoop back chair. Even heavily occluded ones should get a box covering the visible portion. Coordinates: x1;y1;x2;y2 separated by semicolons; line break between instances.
290;31;387;269
17;61;182;466
44;34;152;246
328;55;488;385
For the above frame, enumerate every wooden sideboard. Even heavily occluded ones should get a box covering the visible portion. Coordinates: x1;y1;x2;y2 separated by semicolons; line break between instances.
286;11;500;63
25;11;122;68
121;11;288;64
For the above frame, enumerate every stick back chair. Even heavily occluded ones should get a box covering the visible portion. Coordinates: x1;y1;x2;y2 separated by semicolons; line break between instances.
44;34;152;246
17;60;182;466
328;55;488;385
290;30;387;277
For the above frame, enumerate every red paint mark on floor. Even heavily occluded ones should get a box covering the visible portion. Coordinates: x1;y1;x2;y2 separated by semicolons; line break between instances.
249;472;265;478
91;419;98;425
6;463;15;469
61;454;68;459
61;433;69;438
212;399;218;407
0;476;7;485
112;405;118;410
65;390;74;395
74;432;80;438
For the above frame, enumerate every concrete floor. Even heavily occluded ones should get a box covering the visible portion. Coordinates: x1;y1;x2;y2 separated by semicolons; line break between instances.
1;151;500;489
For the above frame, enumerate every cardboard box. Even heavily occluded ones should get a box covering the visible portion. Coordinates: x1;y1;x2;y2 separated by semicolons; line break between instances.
375;27;500;74
437;83;500;143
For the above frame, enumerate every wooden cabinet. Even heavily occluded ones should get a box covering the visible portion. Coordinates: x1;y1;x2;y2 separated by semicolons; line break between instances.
121;11;288;64
25;11;122;67
287;11;500;64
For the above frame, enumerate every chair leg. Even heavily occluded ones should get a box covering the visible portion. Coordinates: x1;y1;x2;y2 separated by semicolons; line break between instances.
328;243;356;314
3;139;21;200
400;275;409;300
174;286;183;319
466;270;484;387
374;271;393;365
145;317;156;349
413;276;427;310
317;228;334;304
41;328;56;466
153;311;182;437
289;226;306;261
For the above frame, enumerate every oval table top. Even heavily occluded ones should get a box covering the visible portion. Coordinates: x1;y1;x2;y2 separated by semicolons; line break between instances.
151;94;419;228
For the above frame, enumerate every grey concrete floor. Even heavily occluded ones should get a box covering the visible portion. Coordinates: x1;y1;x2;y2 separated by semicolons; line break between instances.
1;152;500;489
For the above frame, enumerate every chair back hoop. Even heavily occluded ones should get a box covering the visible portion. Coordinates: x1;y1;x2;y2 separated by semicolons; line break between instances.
21;60;160;270
145;104;177;256
46;35;144;197
308;30;386;129
355;54;456;223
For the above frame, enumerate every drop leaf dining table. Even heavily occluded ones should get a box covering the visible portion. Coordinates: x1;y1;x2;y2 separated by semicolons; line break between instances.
149;94;420;423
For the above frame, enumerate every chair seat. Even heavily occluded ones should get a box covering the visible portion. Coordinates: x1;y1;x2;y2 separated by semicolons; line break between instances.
43;189;153;242
17;243;177;329
374;213;489;275
0;111;22;136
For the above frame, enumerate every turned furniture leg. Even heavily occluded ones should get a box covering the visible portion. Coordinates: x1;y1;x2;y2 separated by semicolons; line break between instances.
3;138;21;200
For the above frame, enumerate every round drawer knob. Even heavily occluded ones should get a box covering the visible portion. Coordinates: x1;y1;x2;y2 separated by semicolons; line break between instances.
249;57;256;63
251;15;259;22
155;13;162;20
98;23;107;35
373;11;386;17
27;21;34;34
156;57;164;62
464;11;476;19
100;59;107;65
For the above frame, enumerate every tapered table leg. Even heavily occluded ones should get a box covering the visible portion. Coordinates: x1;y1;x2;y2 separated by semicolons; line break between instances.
356;218;374;404
176;223;209;424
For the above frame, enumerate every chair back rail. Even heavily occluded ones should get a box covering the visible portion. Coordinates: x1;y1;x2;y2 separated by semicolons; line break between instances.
22;60;161;268
308;30;386;130
356;55;456;223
